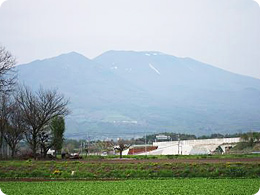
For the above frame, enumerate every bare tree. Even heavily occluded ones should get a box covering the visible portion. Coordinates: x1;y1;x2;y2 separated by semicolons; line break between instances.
15;86;69;159
3;101;26;158
114;139;130;158
0;94;12;158
0;46;16;157
0;46;16;93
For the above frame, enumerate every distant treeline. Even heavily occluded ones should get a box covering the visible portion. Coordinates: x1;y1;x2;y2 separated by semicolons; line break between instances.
135;132;243;144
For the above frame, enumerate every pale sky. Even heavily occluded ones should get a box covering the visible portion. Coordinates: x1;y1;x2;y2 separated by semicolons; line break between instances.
254;0;260;6
0;0;260;78
0;1;6;6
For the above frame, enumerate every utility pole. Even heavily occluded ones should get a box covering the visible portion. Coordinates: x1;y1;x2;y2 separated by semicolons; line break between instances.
133;132;135;155
87;134;90;156
145;132;147;154
81;141;83;154
177;134;180;155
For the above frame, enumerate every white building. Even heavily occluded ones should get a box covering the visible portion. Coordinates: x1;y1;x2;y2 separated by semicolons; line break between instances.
136;137;240;155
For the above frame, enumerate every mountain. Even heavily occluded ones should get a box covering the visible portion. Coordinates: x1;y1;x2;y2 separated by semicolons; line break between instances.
95;50;260;93
17;52;148;107
16;51;260;139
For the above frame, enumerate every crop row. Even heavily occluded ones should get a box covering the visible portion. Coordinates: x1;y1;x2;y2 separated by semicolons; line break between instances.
0;160;259;179
0;179;259;195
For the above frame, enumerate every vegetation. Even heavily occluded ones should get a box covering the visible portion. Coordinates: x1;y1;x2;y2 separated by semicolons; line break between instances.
136;132;245;144
15;86;69;159
0;158;259;180
0;47;69;159
0;46;16;93
136;133;196;144
114;139;129;158
229;132;260;153
2;100;26;158
38;116;66;158
0;46;17;159
51;116;65;157
0;179;260;195
240;132;260;146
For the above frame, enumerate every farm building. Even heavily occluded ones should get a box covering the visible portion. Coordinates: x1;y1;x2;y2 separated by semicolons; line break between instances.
123;137;240;155
122;145;158;155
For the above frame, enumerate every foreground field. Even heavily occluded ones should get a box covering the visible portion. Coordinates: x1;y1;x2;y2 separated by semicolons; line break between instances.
0;156;259;180
0;179;259;195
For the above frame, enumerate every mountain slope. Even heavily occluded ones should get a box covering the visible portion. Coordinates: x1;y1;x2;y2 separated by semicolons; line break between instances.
17;52;149;106
16;51;260;139
94;50;260;124
95;50;260;92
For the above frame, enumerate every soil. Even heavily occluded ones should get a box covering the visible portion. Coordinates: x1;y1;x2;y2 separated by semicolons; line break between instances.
0;178;122;182
80;157;260;164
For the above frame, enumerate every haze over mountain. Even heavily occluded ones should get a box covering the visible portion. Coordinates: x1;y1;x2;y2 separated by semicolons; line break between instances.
16;51;260;139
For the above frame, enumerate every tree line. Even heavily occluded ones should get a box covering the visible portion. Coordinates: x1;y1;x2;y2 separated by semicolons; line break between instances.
0;46;69;159
134;132;258;144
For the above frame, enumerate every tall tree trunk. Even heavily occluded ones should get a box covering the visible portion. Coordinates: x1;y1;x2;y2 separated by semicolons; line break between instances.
11;146;15;158
31;130;38;160
44;148;48;159
33;138;37;160
33;147;36;160
0;132;3;159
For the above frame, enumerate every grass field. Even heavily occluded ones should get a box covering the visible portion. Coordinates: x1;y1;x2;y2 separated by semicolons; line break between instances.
0;179;259;195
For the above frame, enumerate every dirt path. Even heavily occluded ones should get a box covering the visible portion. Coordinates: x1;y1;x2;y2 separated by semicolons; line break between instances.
80;157;260;164
0;178;122;182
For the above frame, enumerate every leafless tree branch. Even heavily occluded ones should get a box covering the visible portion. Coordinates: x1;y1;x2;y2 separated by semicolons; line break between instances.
0;46;16;94
15;85;69;159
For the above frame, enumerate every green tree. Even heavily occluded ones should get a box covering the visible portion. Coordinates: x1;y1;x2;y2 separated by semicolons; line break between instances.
241;132;260;147
252;132;260;142
51;116;65;157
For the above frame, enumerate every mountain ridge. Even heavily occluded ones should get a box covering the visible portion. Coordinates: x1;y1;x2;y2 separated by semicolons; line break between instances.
15;50;260;139
18;50;260;82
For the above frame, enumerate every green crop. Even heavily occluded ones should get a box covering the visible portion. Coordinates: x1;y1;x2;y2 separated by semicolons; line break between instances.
0;179;259;195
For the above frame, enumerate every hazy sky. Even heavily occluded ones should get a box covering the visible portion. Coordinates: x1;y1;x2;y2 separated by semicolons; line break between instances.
0;0;260;78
